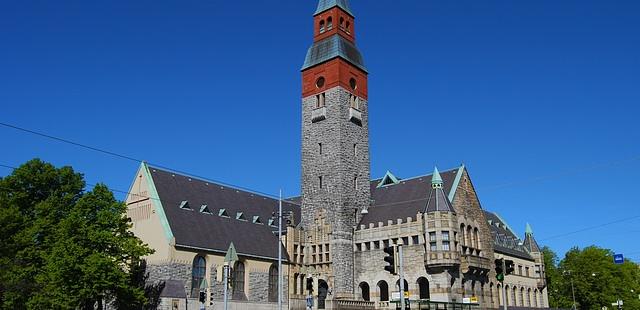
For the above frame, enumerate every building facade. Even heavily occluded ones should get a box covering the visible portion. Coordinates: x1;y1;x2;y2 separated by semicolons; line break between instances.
125;1;549;309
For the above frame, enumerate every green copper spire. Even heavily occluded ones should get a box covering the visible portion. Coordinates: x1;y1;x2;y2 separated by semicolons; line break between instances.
525;223;534;235
315;0;354;17
431;167;443;188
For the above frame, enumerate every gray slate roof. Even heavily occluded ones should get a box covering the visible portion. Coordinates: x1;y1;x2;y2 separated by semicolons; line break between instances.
160;279;187;298
523;233;541;253
149;167;299;261
302;35;367;72
359;168;459;227
315;0;353;17
484;211;534;261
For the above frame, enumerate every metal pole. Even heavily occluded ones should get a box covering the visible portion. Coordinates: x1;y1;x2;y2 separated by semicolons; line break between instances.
399;244;406;310
570;274;576;310
278;189;283;310
223;263;229;310
502;259;507;310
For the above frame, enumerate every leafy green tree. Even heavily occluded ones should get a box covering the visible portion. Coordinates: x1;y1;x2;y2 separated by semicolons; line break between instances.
0;159;154;309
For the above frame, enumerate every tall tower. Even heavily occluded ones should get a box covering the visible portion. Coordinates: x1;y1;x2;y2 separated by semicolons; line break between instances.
301;0;370;297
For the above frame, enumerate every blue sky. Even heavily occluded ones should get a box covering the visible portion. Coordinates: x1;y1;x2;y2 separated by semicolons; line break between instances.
1;0;639;261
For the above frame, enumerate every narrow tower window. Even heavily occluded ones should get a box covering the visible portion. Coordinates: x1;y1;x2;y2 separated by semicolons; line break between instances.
346;21;351;33
327;17;333;30
339;17;345;29
354;143;358;156
319;143;323;155
315;93;325;108
350;94;360;110
354;176;358;190
319;20;325;33
319;176;323;189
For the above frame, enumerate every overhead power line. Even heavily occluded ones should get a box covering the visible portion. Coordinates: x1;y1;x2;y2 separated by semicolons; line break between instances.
540;214;640;241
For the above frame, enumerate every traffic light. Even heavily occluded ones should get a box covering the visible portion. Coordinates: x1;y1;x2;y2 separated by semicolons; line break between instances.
199;291;206;303
383;246;397;275
494;259;504;282
505;260;515;275
306;277;314;293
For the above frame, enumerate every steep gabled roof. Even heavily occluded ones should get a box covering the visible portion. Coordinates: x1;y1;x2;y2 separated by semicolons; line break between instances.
359;167;460;226
484;211;534;261
146;166;299;261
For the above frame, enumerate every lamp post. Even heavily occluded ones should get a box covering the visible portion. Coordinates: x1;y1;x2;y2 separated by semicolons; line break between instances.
563;270;577;310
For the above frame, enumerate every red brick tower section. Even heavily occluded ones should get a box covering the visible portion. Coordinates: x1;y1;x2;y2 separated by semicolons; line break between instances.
302;8;367;101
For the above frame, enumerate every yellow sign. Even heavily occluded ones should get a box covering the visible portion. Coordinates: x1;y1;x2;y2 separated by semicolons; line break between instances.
404;291;409;298
470;296;478;303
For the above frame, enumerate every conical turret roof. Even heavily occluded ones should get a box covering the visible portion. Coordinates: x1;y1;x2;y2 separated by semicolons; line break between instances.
425;167;455;213
523;223;541;253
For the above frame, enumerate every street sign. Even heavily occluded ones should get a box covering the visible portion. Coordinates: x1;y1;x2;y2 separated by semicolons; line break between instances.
614;254;624;264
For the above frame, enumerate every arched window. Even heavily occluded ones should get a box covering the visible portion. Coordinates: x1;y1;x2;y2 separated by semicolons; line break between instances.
526;288;532;306
396;279;409;293
511;286;516;306
534;289;539;307
346;21;351;33
498;284;503;306
459;223;466;247
377;281;389;301
191;255;206;296
474;227;481;249
489;283;495;307
504;285;510;306
318;280;329;309
359;282;370;301
466;225;473;248
268;264;278;302
417;277;429;300
232;261;246;300
327;17;333;30
519;287;524;306
339;17;345;28
319;20;325;33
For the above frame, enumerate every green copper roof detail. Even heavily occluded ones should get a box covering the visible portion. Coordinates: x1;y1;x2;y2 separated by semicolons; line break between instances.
302;35;367;72
448;164;465;202
142;162;174;242
431;167;443;185
525;223;534;235
314;0;353;17
377;170;400;188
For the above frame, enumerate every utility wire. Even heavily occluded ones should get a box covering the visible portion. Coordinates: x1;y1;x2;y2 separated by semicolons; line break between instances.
4;121;640;242
0;121;282;200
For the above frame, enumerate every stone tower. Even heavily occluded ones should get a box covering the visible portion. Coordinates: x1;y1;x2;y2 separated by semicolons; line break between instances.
300;0;370;297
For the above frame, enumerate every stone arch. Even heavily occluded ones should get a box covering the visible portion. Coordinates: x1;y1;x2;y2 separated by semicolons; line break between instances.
232;261;246;300
466;225;473;248
359;282;370;301
489;282;495;307
318;280;329;309
527;288;532;306
396;279;409;293
497;284;503;306
511;286;516;306
534;289;539;307
268;263;278;302
326;17;333;29
319;20;325;33
377;280;389;301
191;255;206;296
417;277;429;299
519;287;525;306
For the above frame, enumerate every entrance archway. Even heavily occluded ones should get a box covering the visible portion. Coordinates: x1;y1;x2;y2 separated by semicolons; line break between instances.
318;280;329;309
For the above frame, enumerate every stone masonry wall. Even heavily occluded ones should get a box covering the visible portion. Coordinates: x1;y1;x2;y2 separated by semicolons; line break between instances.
301;85;371;296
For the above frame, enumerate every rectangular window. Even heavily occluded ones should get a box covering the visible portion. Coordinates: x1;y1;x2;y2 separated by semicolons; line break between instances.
442;241;450;251
392;238;398;245
442;231;450;241
319;143;322;155
356;243;361;251
525;267;530;277
319;176;323;189
325;253;329;261
430;242;437;251
374;240;380;249
365;242;371;251
402;237;409;246
518;265;523;275
535;265;541;277
429;232;437;242
315;93;325;108
412;235;419;245
312;245;316;254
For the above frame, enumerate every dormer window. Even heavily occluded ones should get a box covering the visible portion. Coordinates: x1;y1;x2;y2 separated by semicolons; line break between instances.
319;20;325;33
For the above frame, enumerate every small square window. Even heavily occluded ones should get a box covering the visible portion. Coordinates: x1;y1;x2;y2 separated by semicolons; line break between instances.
402;237;409;246
430;242;437;251
443;241;450;251
429;232;437;242
374;241;380;249
412;235;419;245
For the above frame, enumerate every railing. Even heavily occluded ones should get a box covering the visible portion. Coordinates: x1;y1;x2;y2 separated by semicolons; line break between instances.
335;299;376;310
424;251;460;267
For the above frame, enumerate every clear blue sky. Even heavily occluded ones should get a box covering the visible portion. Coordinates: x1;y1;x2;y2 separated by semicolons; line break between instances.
1;0;639;261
